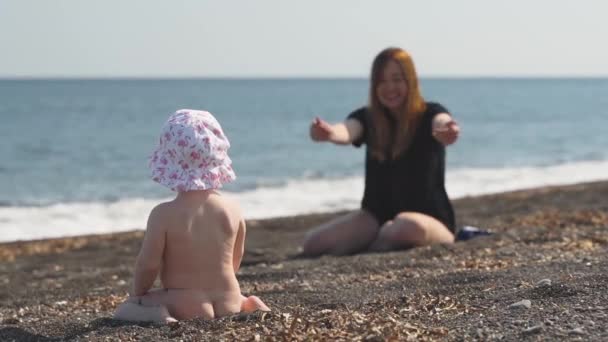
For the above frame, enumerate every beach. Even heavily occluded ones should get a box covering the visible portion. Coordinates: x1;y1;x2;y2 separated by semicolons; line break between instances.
3;1;608;339
1;181;607;341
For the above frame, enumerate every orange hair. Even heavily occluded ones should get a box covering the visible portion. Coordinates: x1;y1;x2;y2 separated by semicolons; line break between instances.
368;47;427;161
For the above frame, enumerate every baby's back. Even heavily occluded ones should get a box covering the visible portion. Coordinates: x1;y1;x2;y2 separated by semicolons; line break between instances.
159;193;241;294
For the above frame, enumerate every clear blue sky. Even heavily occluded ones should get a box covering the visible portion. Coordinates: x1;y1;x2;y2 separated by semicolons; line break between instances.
1;0;607;78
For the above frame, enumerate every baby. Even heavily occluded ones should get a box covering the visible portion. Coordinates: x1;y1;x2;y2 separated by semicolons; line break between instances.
114;109;269;323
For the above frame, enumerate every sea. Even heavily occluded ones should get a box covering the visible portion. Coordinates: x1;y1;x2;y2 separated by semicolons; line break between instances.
1;78;607;242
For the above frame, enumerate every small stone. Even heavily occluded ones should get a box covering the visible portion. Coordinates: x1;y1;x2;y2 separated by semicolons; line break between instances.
2;317;20;324
536;279;551;287
509;300;531;310
569;327;585;335
299;281;313;290
523;325;543;334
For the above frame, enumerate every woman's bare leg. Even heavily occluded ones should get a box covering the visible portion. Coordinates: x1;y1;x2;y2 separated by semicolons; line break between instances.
368;212;454;252
301;209;379;257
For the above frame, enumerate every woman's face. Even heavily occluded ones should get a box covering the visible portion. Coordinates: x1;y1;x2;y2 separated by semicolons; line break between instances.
376;59;408;112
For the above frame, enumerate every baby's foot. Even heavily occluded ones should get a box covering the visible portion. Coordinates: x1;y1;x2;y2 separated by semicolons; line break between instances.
156;305;178;323
241;295;270;313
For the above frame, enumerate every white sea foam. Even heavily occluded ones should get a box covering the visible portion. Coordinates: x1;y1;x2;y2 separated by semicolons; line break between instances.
2;160;608;242
445;160;608;197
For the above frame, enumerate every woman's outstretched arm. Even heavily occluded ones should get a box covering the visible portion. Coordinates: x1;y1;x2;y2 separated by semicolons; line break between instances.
310;117;363;145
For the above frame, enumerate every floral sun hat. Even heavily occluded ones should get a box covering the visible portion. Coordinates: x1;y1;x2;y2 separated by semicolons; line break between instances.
149;109;236;191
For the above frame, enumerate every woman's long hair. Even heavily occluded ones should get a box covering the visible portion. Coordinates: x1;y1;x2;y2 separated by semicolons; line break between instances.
368;47;427;161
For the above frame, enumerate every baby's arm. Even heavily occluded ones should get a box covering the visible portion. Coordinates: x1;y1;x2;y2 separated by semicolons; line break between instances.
132;206;167;296
232;219;246;274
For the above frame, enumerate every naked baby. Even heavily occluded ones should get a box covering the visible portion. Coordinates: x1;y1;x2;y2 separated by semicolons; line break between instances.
114;109;270;323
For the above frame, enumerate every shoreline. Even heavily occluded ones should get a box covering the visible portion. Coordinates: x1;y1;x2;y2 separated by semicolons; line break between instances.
1;178;606;245
3;173;608;243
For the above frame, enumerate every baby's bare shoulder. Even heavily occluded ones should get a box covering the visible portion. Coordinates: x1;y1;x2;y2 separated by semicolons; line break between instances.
206;194;243;231
149;201;175;219
147;201;183;227
144;201;176;236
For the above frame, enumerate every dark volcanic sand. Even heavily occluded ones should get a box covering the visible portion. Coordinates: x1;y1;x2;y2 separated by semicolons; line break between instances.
1;181;607;341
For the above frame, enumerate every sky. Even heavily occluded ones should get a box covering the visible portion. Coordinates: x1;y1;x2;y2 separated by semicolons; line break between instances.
1;0;607;78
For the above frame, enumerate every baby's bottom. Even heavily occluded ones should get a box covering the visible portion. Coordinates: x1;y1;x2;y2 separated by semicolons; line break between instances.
113;289;269;323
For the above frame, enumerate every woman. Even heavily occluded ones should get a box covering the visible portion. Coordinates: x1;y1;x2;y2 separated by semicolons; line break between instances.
302;47;460;256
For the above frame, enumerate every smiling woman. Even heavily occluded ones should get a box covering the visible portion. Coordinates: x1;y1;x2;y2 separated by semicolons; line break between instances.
302;47;461;257
375;60;408;110
367;48;430;162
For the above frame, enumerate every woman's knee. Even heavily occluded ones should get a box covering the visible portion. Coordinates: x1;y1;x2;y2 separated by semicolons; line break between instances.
381;217;428;244
301;210;380;256
391;212;454;244
301;230;327;256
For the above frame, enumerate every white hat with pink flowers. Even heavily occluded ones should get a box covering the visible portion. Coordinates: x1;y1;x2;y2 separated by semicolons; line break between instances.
149;109;236;192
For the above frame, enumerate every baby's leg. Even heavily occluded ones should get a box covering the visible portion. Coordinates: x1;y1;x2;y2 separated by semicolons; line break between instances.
114;301;177;323
241;295;270;313
114;289;177;323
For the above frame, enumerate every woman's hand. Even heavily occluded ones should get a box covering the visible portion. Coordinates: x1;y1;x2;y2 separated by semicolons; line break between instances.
310;117;334;142
432;119;460;146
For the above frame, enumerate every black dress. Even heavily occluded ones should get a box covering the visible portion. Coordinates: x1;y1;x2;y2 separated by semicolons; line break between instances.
347;102;456;232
